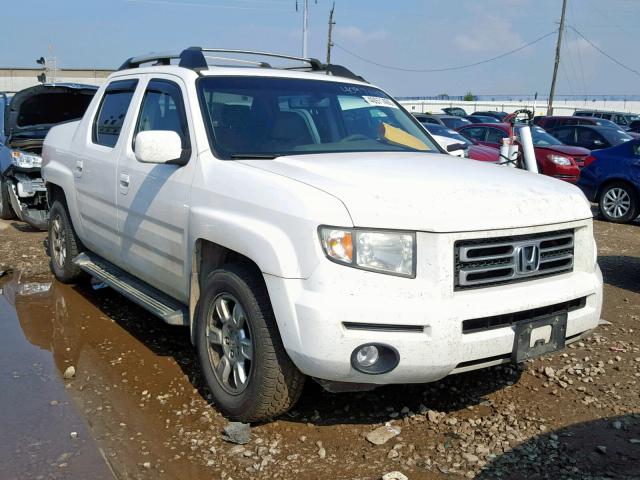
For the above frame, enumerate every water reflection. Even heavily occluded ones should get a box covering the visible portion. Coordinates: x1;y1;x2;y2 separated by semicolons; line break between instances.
1;273;223;479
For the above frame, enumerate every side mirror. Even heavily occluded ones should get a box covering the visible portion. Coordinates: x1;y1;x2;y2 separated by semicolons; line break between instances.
447;143;468;153
134;130;183;164
592;139;605;147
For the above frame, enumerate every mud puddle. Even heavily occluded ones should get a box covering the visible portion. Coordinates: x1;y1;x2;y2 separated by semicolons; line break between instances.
0;276;114;480
0;273;226;479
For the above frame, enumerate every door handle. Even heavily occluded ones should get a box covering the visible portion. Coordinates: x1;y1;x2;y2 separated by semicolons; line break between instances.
75;159;83;175
119;173;130;192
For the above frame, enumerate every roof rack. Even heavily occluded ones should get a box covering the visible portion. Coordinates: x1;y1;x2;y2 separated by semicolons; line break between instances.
118;47;366;82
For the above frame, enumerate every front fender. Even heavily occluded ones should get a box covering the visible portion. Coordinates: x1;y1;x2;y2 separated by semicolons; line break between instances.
189;158;353;279
42;150;84;239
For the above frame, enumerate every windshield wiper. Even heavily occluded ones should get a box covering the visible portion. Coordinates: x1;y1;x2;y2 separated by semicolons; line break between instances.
230;153;280;160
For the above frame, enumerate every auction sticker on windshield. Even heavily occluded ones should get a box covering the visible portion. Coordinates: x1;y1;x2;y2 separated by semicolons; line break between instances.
362;96;398;109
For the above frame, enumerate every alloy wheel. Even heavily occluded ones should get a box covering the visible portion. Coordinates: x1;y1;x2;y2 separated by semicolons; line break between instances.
51;216;67;268
602;187;631;219
206;293;253;395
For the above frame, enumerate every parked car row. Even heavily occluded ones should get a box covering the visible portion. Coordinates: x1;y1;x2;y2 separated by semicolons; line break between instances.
420;123;499;162
458;123;587;182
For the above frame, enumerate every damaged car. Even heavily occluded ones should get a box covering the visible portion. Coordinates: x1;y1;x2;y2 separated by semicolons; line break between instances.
0;83;97;229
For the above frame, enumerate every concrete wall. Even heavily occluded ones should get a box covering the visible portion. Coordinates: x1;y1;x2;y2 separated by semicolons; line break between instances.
0;68;113;92
399;98;640;117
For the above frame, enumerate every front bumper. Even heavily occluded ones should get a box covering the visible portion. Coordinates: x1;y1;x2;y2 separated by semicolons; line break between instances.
5;175;49;230
265;220;602;384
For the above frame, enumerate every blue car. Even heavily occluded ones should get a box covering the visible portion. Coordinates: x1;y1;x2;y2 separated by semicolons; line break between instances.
578;138;640;223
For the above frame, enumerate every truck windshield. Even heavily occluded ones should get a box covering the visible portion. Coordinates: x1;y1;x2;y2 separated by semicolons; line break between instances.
197;76;439;159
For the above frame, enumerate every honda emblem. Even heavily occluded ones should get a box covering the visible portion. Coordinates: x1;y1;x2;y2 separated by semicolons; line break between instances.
516;244;540;274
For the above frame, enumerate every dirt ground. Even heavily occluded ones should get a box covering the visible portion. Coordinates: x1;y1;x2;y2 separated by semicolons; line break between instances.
0;216;638;480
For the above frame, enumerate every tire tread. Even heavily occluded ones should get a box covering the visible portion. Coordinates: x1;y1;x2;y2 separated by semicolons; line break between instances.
49;200;84;283
197;263;305;422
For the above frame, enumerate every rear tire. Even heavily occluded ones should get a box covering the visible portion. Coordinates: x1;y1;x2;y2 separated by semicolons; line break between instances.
195;263;305;422
48;200;84;283
0;175;16;220
598;182;638;223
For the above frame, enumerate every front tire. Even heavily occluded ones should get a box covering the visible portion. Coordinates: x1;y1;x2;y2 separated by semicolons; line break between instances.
0;175;16;220
195;264;305;422
599;182;638;223
48;200;84;283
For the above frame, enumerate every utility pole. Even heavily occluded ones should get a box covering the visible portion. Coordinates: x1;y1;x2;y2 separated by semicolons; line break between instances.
302;0;309;58
326;2;335;66
547;0;567;116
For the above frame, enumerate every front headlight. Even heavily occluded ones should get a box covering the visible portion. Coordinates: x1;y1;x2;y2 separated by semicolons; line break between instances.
319;226;415;277
547;154;572;166
11;150;42;169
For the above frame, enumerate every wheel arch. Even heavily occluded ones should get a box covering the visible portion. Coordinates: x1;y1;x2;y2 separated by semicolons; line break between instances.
189;239;265;344
46;182;68;207
596;177;640;203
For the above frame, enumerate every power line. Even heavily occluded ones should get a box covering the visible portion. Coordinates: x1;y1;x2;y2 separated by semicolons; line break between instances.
333;30;558;73
568;25;640;77
560;55;575;97
569;0;588;95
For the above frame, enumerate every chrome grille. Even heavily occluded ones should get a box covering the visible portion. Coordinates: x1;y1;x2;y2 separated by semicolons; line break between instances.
454;229;574;290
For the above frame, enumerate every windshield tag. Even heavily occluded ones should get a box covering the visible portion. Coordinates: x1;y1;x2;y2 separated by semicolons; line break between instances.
362;96;398;109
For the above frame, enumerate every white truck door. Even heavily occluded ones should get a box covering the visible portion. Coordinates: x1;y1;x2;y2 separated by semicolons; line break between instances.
75;79;140;264
116;76;195;303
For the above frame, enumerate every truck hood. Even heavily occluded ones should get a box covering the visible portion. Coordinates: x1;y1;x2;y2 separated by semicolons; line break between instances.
4;83;97;141
240;152;592;232
543;144;591;157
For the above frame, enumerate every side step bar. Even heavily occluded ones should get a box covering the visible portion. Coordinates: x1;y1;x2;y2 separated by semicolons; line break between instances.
74;252;188;326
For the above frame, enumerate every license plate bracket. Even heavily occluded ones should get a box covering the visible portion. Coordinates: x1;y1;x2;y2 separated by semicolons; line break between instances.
512;312;567;363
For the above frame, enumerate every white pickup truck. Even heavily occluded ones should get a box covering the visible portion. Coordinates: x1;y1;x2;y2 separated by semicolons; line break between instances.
42;48;603;422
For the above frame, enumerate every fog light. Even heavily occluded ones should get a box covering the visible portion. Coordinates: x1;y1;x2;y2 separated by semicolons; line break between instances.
356;345;379;367
350;343;400;375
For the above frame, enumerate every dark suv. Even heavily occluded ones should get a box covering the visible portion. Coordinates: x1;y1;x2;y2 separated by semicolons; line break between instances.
574;110;640;130
536;115;621;130
549;125;633;151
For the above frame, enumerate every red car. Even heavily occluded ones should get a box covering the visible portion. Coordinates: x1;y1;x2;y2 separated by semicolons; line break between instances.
458;123;589;182
419;122;499;162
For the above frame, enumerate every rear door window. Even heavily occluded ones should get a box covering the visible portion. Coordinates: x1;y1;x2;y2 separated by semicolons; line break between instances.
460;127;486;141
486;127;507;144
552;127;575;144
93;79;138;148
577;128;606;148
